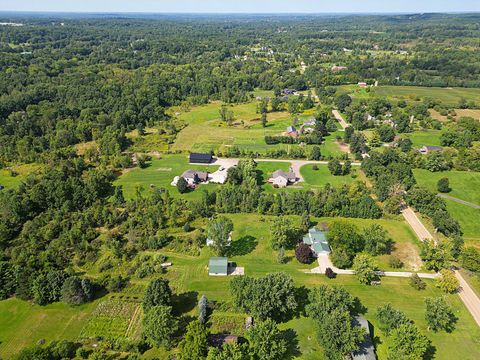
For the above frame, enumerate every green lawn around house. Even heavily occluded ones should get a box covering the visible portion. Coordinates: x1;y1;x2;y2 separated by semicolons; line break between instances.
1;213;479;359
114;154;219;201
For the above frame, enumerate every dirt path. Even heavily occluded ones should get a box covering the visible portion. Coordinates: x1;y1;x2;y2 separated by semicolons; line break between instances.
332;109;349;130
437;194;480;209
401;207;433;241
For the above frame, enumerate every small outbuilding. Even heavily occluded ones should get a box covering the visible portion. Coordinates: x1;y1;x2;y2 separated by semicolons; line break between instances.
303;228;331;256
208;257;228;276
189;152;213;164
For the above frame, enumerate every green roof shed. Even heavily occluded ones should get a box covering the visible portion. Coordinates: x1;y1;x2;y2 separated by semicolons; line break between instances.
209;257;228;276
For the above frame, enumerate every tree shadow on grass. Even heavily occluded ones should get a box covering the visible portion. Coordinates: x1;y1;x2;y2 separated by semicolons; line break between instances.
172;291;198;316
227;235;258;257
282;328;301;359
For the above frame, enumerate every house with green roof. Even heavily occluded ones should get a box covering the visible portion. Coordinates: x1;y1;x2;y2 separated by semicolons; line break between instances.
208;257;228;276
302;228;331;256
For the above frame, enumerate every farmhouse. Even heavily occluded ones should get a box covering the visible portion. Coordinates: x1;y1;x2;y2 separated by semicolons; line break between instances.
419;145;443;154
181;170;209;186
351;316;377;360
189;152;213;164
269;169;297;188
302;228;331;256
208;257;228;276
358;82;368;88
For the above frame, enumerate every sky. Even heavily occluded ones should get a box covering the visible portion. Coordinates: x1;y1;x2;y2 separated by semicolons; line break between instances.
1;0;479;14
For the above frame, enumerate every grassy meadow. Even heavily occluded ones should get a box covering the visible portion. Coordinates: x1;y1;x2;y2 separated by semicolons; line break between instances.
413;169;480;245
0;164;43;189
170;101;345;157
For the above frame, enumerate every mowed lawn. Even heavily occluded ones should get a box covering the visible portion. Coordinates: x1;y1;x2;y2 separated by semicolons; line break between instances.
413;169;480;205
2;214;480;359
300;164;357;188
0;299;98;358
413;169;480;245
171;101;345;157
114;154;220;201
400;130;442;148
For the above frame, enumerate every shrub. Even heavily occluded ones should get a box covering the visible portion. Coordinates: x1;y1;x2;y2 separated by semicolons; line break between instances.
437;178;451;193
436;269;459;293
295;243;313;264
460;247;480;272
409;273;426;290
312;164;319;171
325;267;336;279
389;256;403;269
177;177;189;193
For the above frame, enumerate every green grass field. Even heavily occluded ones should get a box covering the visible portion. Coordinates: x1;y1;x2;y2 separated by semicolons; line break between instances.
300;164;357;188
337;85;480;107
170;101;345;157
114;154;220;201
0;164;43;190
413;169;480;245
400;130;442;148
0;299;99;358
413;169;480;205
1;213;479;359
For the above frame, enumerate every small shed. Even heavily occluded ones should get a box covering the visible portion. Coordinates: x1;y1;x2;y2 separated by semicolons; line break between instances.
189;152;213;164
208;257;228;276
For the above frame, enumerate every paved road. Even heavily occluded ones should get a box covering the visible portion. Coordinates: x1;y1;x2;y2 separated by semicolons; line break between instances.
401;206;433;241
332;110;349;130
437;194;480;209
402;205;480;327
455;271;480;327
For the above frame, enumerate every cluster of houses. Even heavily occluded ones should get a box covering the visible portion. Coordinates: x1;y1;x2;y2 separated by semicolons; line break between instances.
284;117;316;138
171;153;230;188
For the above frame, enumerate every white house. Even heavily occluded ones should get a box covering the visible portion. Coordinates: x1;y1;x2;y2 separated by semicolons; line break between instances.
268;169;297;188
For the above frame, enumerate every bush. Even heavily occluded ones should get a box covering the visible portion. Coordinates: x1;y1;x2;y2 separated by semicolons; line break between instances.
437;177;451;193
61;277;93;305
177;177;189;193
460;247;480;273
325;267;336;279
312;164;319;171
436;269;459;293
409;273;426;290
295;243;313;264
389;256;404;269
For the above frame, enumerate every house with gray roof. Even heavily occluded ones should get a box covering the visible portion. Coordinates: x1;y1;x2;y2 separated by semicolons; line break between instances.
419;145;443;154
302;228;331;256
268;168;297;188
181;170;209;186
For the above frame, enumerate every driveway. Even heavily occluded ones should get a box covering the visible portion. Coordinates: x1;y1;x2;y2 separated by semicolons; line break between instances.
401;206;433;241
437;194;480;209
332;110;349;130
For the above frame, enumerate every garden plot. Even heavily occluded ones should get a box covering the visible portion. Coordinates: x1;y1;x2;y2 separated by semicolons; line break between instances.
80;298;142;340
